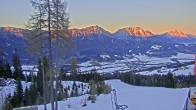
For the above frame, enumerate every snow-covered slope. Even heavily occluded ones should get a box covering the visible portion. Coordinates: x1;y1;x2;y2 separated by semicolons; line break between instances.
70;25;111;37
0;80;32;108
166;29;187;38
38;80;189;110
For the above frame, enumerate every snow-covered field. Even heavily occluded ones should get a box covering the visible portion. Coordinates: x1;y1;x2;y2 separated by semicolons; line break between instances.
79;53;195;75
38;80;189;110
138;65;195;75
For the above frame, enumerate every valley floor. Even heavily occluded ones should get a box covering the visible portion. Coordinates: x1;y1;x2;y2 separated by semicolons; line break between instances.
79;53;195;75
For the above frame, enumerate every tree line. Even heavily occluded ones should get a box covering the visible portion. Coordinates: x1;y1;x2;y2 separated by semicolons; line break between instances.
0;49;25;81
105;71;196;88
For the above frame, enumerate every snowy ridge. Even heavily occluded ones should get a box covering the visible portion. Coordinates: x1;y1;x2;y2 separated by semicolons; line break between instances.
123;27;154;37
166;29;187;38
1;26;26;37
1;26;195;38
70;25;111;37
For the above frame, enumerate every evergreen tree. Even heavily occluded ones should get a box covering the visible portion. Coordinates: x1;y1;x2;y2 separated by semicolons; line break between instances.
11;92;18;108
75;86;79;96
70;57;79;82
35;93;43;105
36;59;44;96
29;83;38;105
17;80;23;105
64;87;69;98
166;71;175;88
3;96;13;110
67;85;70;91
27;74;32;82
0;44;5;62
0;60;4;78
57;85;68;101
23;87;32;106
81;83;84;91
12;49;24;80
4;62;12;78
70;90;75;97
58;67;64;82
10;80;23;108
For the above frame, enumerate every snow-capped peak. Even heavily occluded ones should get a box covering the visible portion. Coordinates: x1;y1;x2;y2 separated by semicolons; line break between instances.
1;26;25;37
122;27;154;37
166;30;187;38
70;25;110;37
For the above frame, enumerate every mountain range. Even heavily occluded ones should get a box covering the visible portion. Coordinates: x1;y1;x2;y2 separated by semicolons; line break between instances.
0;26;196;64
1;25;195;38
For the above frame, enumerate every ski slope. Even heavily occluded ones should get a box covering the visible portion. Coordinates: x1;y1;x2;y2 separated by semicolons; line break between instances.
38;80;189;110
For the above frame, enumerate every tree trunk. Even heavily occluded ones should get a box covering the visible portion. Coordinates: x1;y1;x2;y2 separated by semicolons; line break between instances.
55;0;59;109
47;0;54;110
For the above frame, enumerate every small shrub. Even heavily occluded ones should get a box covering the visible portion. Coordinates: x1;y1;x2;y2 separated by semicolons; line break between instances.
91;100;96;103
87;95;96;103
82;103;87;107
67;104;71;108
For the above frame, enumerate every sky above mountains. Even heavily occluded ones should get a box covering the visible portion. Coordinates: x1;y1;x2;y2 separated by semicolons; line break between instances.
0;0;196;35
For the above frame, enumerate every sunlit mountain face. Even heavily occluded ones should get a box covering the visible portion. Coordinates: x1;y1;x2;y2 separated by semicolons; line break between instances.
121;27;154;37
0;26;193;38
69;25;111;37
1;26;26;37
0;25;196;64
166;30;188;38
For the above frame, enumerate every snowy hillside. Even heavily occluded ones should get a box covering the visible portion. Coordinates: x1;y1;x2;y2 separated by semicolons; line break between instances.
0;80;90;109
38;80;189;110
0;80;32;109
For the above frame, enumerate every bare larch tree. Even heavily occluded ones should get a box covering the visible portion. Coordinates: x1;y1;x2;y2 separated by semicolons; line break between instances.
26;0;71;110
